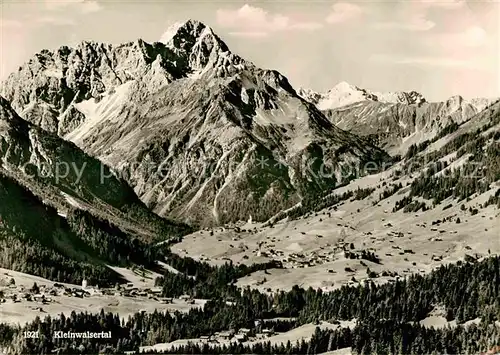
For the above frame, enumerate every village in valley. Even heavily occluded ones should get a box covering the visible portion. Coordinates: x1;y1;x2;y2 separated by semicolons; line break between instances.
0;267;205;326
0;268;308;351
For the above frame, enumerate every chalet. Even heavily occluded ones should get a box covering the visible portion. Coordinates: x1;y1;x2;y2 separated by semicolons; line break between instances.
180;295;194;303
200;335;210;342
262;328;275;336
218;331;234;340
234;334;247;342
33;295;45;302
149;287;162;294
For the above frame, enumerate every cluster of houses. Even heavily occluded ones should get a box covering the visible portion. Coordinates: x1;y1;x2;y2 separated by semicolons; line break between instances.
0;273;199;311
249;238;367;270
0;280;60;306
199;325;276;344
279;247;351;269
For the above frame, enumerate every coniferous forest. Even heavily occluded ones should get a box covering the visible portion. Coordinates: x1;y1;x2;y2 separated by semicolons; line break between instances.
1;252;499;354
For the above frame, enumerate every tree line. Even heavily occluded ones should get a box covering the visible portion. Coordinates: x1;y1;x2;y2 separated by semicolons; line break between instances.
1;253;498;354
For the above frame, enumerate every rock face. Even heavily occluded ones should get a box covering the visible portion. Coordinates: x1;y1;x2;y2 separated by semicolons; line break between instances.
1;20;389;227
297;82;427;110
0;96;190;241
298;83;497;155
322;96;497;155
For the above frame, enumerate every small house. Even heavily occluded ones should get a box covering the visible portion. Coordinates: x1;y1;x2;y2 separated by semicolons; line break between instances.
234;334;247;342
33;295;45;302
262;328;275;337
150;287;162;294
219;331;233;340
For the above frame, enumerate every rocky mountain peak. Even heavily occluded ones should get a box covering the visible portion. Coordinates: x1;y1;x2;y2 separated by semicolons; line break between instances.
0;21;391;226
159;19;208;44
298;82;427;110
0;20;249;134
157;19;236;73
330;81;358;92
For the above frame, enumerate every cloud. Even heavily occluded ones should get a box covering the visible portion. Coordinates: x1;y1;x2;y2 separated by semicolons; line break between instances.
374;14;436;31
370;53;485;70
228;31;269;38
464;26;488;46
44;0;102;14
325;3;364;24
35;16;76;26
216;4;323;37
1;1;100;31
422;26;490;49
451;26;488;47
414;0;466;10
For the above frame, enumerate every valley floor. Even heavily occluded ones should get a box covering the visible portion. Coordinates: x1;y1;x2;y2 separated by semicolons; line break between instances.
0;267;205;326
172;164;500;292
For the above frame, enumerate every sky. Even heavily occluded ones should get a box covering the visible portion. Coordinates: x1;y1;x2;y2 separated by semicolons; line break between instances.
0;0;499;101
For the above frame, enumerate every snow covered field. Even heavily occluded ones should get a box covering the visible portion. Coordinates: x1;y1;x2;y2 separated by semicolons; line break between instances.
139;320;356;353
0;267;205;326
172;166;500;292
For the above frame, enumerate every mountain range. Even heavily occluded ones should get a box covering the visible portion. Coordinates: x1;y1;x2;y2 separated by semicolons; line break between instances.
0;17;499;354
298;83;496;154
0;18;498;284
0;20;389;227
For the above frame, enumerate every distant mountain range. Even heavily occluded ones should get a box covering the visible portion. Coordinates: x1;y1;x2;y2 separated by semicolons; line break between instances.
297;82;494;112
298;83;497;154
297;82;427;110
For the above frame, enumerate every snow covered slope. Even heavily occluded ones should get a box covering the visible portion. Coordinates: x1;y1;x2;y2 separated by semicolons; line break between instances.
297;82;426;110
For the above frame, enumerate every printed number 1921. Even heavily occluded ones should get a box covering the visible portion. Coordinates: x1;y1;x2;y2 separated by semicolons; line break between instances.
24;331;39;339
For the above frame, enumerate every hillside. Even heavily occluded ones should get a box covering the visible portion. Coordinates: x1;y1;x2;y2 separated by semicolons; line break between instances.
0;96;191;241
322;96;497;155
172;101;500;291
0;172;125;286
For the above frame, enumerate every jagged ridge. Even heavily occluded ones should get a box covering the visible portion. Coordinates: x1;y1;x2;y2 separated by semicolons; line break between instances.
0;20;391;227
